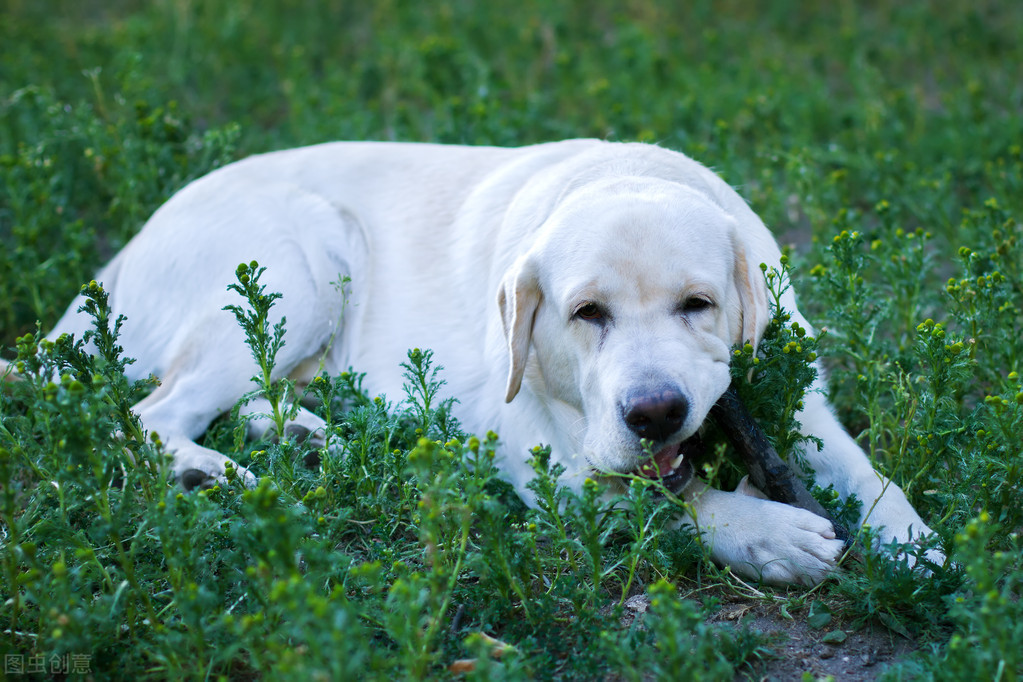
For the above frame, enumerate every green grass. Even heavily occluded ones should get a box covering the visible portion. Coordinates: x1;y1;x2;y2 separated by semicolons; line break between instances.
1;1;1021;679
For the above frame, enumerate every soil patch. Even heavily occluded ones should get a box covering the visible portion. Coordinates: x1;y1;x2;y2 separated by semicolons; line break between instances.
621;591;919;681
718;599;918;680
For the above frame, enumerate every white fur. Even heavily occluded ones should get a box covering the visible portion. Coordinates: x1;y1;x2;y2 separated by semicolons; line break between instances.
48;140;940;585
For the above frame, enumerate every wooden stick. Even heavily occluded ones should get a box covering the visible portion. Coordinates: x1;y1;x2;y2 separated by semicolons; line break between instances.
710;387;850;542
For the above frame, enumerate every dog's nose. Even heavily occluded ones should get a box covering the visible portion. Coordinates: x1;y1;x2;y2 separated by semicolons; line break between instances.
621;386;688;442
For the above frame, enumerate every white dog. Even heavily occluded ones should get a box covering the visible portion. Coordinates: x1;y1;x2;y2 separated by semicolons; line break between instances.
37;140;939;585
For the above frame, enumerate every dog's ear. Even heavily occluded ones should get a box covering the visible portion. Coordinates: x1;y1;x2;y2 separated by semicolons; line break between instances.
497;255;542;403
732;234;770;352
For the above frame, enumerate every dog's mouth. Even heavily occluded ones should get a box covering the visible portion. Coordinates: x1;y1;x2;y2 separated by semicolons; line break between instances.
629;433;701;495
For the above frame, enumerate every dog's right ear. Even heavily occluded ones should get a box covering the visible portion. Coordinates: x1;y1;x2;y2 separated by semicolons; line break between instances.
497;255;542;403
731;232;770;353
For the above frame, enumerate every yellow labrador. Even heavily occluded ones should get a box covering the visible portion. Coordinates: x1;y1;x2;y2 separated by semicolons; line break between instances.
40;140;939;585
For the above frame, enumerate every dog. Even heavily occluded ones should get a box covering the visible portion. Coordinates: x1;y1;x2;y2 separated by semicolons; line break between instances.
26;140;940;585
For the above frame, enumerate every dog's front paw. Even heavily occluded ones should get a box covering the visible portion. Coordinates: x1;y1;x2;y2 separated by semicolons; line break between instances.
168;440;257;490
176;461;257;491
703;494;846;586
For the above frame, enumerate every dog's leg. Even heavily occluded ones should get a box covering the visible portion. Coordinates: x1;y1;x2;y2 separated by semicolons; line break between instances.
128;301;347;489
796;385;944;565
68;181;362;488
132;366;259;488
680;479;846;586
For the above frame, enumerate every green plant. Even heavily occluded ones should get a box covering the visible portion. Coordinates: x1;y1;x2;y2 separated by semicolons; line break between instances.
2;1;1022;677
223;260;297;442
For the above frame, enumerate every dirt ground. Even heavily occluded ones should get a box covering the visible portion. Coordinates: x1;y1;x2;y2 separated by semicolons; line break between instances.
721;602;916;680
622;592;919;681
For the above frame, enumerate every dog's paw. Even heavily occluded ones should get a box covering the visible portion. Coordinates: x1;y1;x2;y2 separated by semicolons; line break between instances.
241;404;331;470
705;496;846;586
169;440;257;490
176;462;257;491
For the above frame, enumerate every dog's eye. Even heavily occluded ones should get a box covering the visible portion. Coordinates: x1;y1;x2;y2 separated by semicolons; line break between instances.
575;303;605;322
681;297;713;313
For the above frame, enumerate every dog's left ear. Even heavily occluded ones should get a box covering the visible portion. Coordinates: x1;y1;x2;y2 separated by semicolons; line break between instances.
497;255;542;403
731;234;770;351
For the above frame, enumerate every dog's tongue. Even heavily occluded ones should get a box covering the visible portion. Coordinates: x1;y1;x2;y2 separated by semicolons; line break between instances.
638;444;682;479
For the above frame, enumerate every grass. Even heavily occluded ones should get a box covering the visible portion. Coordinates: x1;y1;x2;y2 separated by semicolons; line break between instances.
1;0;1021;679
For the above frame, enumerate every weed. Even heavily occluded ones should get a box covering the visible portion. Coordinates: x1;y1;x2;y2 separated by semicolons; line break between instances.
223;260;297;441
2;1;1022;678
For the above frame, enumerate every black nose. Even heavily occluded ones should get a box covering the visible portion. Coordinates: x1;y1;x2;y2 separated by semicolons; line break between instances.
621;386;689;442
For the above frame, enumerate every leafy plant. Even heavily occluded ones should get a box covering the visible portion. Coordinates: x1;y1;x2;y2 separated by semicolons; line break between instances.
2;1;1022;678
223;260;296;441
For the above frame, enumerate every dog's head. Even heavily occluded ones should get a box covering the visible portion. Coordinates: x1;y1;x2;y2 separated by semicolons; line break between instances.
498;176;769;490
